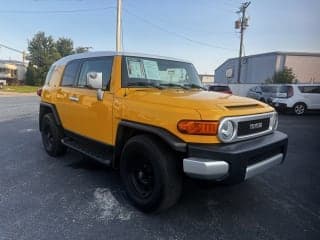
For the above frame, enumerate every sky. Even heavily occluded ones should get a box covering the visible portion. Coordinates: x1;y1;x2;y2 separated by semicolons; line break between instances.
0;0;320;74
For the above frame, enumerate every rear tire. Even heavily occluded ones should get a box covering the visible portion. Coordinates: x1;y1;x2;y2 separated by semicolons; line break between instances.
293;103;306;115
120;134;182;213
41;113;66;157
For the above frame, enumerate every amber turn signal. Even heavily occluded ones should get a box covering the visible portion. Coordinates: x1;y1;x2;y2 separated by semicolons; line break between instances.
177;120;219;135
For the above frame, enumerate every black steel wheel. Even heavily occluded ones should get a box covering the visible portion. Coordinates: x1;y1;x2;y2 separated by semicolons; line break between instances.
120;134;182;213
128;154;154;199
41;113;66;157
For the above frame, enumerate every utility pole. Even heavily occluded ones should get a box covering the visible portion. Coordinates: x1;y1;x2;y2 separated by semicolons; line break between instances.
116;0;122;52
0;43;26;64
235;1;250;83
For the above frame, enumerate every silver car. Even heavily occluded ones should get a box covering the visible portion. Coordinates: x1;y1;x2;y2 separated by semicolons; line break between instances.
247;85;277;103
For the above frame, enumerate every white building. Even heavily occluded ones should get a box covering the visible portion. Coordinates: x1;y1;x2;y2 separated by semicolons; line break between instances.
215;52;320;84
199;74;214;84
0;60;27;85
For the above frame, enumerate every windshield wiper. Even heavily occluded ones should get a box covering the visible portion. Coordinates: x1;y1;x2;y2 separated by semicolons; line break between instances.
159;83;189;90
128;81;163;89
183;83;206;90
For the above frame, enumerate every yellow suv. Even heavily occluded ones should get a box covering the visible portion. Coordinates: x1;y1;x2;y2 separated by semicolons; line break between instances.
39;52;288;212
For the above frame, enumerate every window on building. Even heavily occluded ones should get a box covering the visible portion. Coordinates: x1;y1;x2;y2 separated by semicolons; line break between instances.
225;68;233;78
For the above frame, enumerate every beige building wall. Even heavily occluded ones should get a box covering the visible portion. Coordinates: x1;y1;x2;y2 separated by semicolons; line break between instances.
285;56;320;83
0;61;26;83
0;63;17;79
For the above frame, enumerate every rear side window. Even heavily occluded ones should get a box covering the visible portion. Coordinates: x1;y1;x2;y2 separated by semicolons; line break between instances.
45;65;55;85
77;57;113;89
61;60;80;86
298;86;320;94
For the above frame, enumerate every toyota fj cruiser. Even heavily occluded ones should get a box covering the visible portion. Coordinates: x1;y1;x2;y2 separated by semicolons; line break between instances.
39;52;288;212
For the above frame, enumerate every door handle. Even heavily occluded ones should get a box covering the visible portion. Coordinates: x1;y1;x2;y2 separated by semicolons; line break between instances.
69;96;79;102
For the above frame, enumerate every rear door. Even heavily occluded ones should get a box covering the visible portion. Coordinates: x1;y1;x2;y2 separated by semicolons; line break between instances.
55;60;81;130
299;86;320;109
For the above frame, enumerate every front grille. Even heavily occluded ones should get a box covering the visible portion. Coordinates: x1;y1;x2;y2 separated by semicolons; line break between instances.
237;118;270;136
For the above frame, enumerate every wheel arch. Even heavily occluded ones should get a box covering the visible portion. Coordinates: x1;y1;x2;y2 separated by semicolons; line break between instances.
39;102;62;131
113;120;187;168
294;101;307;109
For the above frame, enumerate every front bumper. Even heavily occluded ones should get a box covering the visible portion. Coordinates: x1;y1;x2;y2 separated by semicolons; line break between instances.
183;131;288;182
270;101;288;111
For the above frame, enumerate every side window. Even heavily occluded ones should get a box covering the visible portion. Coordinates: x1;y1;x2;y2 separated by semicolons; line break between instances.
299;86;320;94
61;61;80;86
45;65;55;85
77;57;113;90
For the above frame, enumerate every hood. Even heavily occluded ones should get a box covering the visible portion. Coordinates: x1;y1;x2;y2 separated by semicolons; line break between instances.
126;88;271;111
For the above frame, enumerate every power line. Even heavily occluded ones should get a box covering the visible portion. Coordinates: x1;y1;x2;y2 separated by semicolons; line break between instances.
0;43;26;62
123;0;236;36
0;6;115;14
123;7;236;51
0;43;23;53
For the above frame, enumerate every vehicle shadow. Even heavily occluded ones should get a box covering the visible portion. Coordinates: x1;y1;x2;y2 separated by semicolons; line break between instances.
63;150;265;219
278;110;320;116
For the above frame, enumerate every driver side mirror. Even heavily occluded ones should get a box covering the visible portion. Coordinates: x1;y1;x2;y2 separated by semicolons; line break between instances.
87;72;103;89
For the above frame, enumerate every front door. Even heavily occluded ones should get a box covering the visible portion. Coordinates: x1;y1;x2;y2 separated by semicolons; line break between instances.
56;57;114;145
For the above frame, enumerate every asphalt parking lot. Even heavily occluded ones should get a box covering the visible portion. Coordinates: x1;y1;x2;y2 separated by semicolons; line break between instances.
0;95;319;240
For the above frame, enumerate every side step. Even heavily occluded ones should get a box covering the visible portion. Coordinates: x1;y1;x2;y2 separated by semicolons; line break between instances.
61;138;113;166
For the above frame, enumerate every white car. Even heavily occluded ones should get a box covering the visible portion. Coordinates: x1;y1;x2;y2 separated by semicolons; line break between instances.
271;84;320;115
247;85;277;103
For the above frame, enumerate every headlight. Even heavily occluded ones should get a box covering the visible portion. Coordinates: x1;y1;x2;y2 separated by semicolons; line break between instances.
270;112;278;130
218;119;236;142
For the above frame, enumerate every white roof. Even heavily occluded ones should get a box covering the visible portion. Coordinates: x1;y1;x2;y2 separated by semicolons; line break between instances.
54;51;191;66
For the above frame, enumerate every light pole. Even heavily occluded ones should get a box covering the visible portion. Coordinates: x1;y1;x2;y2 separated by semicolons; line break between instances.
116;0;122;52
235;1;251;83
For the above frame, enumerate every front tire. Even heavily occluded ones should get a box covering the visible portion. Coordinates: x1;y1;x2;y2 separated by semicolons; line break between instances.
293;103;306;115
41;113;66;157
120;135;182;213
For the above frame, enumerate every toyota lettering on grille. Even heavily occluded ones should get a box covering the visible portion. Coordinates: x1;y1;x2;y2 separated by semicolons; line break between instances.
249;122;263;130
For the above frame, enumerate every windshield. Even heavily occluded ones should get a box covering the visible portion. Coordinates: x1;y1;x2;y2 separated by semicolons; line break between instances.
261;86;278;93
122;56;202;89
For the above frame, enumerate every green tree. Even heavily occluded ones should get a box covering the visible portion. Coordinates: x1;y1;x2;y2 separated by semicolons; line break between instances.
25;62;38;86
266;67;297;84
56;37;74;57
27;31;61;85
26;31;90;85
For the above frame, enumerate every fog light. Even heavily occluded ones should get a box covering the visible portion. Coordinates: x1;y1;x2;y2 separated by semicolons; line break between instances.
270;112;278;130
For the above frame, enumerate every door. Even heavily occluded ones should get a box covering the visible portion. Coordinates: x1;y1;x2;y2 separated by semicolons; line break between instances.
299;86;320;109
56;57;114;145
55;59;82;131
